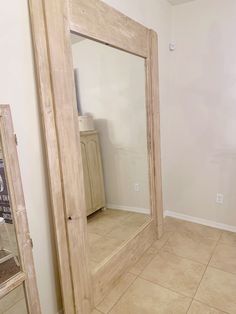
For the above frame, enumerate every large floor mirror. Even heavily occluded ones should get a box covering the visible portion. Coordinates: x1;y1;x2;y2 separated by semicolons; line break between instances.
29;0;163;313
71;33;151;271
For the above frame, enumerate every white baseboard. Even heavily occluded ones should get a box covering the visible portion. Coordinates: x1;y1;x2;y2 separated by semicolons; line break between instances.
165;210;236;233
106;204;150;214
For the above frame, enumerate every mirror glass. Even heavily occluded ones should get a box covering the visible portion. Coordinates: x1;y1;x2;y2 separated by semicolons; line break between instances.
71;33;151;271
0;138;21;285
0;284;28;313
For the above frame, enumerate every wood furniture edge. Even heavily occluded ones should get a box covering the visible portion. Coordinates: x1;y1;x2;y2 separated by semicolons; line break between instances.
28;0;164;312
28;0;93;313
146;30;164;238
27;1;76;313
69;0;149;57
0;105;41;313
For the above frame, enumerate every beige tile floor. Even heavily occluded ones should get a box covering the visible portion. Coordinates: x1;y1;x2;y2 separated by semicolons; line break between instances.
93;217;236;314
87;209;150;271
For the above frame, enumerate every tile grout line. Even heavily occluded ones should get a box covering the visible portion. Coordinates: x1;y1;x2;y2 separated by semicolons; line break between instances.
189;230;223;311
104;273;138;314
185;298;194;314
95;219;229;313
98;231;173;313
152;232;217;267
136;276;193;299
208;265;236;277
161;226;224;265
137;249;206;295
128;252;157;277
159;245;209;266
161;222;225;313
129;230;173;276
131;224;225;311
190;299;230;314
94;309;103;314
136;229;197;299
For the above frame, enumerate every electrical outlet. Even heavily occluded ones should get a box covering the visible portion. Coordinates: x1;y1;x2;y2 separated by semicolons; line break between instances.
216;193;224;204
134;183;140;192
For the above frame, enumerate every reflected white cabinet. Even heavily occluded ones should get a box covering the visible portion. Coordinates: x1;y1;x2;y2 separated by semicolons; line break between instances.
80;130;106;216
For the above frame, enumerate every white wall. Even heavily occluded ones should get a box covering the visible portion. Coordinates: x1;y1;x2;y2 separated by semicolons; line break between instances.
167;0;236;226
72;39;150;212
102;0;173;213
0;1;61;313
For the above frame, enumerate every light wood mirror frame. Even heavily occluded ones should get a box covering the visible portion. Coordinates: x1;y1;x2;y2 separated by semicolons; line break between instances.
28;0;163;313
0;105;41;313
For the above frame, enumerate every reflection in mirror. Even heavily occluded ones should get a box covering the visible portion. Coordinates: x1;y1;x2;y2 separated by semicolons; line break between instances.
0;138;21;285
0;284;28;313
71;33;151;271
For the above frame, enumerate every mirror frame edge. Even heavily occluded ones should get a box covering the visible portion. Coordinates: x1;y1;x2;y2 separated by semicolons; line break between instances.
0;105;41;313
28;0;163;313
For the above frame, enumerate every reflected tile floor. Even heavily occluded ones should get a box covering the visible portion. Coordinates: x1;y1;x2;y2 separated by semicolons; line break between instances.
0;224;20;285
94;217;236;314
0;285;27;314
87;209;149;271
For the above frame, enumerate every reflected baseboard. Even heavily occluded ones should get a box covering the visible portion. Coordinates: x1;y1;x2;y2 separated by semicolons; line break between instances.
106;204;150;214
165;210;236;233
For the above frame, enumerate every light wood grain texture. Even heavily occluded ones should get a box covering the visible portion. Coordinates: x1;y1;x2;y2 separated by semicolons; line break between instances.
93;221;156;305
29;0;93;313
28;1;76;313
69;0;148;58
0;105;41;313
146;30;163;238
80;131;106;216
43;0;93;311
29;0;163;312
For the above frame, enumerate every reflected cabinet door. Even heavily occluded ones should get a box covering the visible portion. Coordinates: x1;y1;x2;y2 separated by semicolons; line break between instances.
81;142;93;214
80;131;106;216
0;106;41;313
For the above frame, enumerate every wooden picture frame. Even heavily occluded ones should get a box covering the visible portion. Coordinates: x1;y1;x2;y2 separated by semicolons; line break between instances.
28;0;163;313
0;105;41;313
